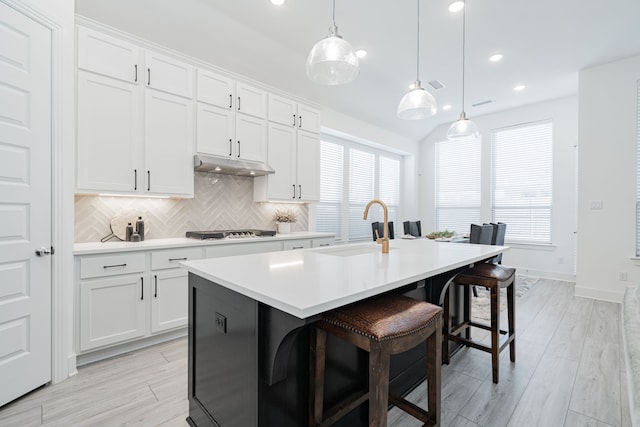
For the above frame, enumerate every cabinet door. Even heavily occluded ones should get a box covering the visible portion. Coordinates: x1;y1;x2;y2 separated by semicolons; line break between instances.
145;90;194;197
144;50;194;98
265;122;297;200
235;114;266;162
77;71;141;193
236;82;266;118
197;68;234;109
197;102;234;157
268;94;297;127
77;26;139;83
151;270;188;333
296;130;320;201
80;275;146;351
297;104;321;134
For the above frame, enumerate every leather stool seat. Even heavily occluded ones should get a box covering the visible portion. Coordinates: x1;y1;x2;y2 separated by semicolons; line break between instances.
443;263;516;383
310;294;443;427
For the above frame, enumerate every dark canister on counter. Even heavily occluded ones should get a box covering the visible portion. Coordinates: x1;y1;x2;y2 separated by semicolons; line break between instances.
136;216;145;241
125;222;133;241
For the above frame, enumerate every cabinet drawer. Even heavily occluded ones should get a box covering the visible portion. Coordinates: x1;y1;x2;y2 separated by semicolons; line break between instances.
312;237;335;248
80;253;146;279
205;241;283;258
283;240;310;250
151;247;202;270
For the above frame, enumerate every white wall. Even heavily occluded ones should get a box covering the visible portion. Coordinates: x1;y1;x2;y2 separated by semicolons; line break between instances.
577;55;640;302
418;96;578;280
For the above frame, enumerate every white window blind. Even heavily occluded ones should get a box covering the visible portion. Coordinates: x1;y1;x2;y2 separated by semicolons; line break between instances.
317;136;402;242
348;149;375;240
636;81;640;256
435;138;481;234
317;141;343;238
492;120;553;243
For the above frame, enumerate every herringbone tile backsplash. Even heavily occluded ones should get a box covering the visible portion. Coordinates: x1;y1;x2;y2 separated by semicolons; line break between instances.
75;173;309;243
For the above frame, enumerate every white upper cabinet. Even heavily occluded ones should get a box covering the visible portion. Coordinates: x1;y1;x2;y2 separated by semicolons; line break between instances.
76;71;141;194
268;95;321;134
144;50;194;98
235;114;267;162
296;130;320;201
236;82;267;119
76;26;194;197
197;68;234;109
144;90;194;197
77;26;139;83
197;103;235;157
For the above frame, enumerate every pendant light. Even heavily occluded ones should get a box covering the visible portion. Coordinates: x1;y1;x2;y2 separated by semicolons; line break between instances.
397;0;437;120
306;0;359;85
447;0;480;141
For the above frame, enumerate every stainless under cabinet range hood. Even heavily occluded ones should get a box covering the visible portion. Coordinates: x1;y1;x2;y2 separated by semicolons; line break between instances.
193;154;275;177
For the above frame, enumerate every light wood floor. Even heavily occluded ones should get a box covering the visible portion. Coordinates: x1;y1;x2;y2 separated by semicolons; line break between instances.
0;279;630;426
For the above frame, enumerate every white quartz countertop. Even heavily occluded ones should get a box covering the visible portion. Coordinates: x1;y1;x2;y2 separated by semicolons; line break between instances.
73;232;335;255
181;239;508;319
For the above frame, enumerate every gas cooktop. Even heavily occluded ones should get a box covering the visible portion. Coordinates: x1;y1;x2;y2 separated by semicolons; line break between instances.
185;229;277;240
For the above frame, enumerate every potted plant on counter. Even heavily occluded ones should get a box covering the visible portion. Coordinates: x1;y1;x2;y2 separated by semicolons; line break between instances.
273;209;297;234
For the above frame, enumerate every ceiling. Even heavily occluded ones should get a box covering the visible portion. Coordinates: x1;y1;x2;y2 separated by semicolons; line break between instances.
75;0;640;141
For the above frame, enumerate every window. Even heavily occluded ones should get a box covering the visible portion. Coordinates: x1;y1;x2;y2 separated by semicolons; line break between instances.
435;138;481;234
636;81;640;256
491;120;553;243
317;137;401;241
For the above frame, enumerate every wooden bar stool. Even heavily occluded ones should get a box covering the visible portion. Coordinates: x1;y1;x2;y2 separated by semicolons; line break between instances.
309;294;443;427
443;263;516;383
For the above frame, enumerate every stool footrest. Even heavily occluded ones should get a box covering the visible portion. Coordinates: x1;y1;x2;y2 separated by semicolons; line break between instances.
446;332;515;355
450;320;508;336
320;390;369;427
388;393;435;426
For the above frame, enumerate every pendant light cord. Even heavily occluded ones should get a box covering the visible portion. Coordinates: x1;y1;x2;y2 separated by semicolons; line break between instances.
332;0;336;27
416;0;420;82
461;0;466;114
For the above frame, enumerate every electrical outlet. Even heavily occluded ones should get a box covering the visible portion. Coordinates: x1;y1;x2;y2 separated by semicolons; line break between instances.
590;200;603;210
215;312;227;333
619;272;628;281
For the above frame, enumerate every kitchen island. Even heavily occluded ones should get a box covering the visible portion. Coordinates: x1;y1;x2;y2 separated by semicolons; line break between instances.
181;239;507;427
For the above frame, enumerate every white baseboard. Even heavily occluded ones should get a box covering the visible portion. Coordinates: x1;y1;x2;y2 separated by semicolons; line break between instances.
67;353;77;378
516;268;576;282
575;285;624;303
76;328;187;367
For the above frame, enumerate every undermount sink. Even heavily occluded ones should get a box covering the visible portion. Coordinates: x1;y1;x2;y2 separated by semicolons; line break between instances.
320;245;394;257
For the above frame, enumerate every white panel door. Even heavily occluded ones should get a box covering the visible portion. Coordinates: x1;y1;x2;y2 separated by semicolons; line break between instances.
79;276;147;351
196;102;234;158
77;26;139;83
296;130;320;202
144;50;193;98
235;114;266;162
197;68;234;109
268;94;297;127
0;3;52;407
76;71;141;193
265;122;296;200
151;270;188;333
235;82;266;118
297;104;321;134
144;89;194;197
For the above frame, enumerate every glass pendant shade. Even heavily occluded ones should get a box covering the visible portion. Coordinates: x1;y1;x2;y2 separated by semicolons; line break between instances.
397;81;437;120
446;112;480;141
306;25;359;85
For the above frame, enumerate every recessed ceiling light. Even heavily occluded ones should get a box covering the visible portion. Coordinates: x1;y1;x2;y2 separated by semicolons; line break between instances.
442;104;452;111
514;84;526;92
355;49;368;59
448;1;464;12
489;53;504;62
270;0;285;5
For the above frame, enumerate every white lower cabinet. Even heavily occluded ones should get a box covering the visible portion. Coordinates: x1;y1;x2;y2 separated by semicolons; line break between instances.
151;269;189;333
80;274;147;352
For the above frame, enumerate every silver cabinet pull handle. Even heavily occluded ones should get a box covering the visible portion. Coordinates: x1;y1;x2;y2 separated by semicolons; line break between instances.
237;96;241;111
237;140;241;158
168;257;188;261
147;171;150;191
292;184;296;199
134;64;138;82
147;68;151;85
154;275;158;298
292;114;296;126
298;115;302;128
229;94;232;109
319;243;330;247
35;247;52;256
292;246;304;249
298;185;302;199
229;139;233;156
140;277;144;300
134;169;137;190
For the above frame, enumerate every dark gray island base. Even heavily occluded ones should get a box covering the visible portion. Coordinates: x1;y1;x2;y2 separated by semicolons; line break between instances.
185;270;467;427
